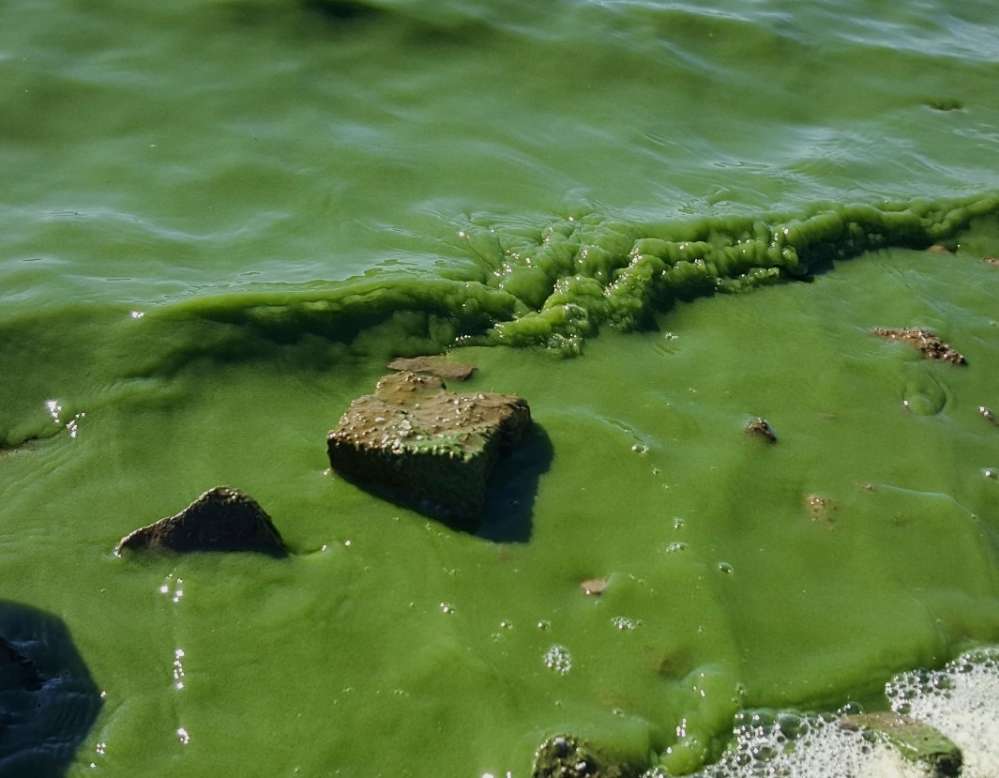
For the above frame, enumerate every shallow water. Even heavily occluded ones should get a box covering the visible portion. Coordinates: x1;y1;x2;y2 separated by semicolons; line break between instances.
1;1;998;776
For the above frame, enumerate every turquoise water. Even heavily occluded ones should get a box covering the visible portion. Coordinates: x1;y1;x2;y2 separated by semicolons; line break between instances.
1;1;998;776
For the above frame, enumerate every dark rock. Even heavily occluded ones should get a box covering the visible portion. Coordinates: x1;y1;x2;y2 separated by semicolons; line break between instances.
327;371;531;529
116;487;286;556
0;601;102;774
840;712;962;776
873;328;967;365
532;735;639;778
387;355;476;382
745;417;777;443
0;637;41;692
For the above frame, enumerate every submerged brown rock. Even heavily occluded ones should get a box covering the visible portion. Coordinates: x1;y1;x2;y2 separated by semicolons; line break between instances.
873;328;967;365
327;371;531;528
386;355;476;382
580;577;609;597
840;712;962;776
115;487;286;556
984;256;999;267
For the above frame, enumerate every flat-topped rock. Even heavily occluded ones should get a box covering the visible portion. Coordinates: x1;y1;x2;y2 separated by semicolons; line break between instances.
840;712;962;776
873;328;967;365
327;371;531;528
115;487;286;556
386;355;476;382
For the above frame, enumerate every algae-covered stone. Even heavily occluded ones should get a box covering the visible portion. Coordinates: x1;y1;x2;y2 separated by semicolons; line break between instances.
839;712;962;776
327;371;531;528
532;735;640;778
745;417;777;443
873;328;967;365
116;487;286;556
386;355;476;382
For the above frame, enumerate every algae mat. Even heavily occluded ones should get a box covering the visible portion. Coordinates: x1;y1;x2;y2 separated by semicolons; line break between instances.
1;0;998;775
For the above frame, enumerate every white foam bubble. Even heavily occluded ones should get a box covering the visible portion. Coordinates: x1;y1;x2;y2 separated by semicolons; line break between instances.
681;712;921;778
886;647;999;778
673;646;999;777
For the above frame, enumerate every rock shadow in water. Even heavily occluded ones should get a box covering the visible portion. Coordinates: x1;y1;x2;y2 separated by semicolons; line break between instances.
477;422;553;545
0;601;102;778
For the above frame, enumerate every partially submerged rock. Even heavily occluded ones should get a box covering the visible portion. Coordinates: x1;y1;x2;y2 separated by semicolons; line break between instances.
115;487;286;556
0;636;41;692
327;371;531;528
984;256;999;267
386;355;476;382
805;494;836;524
840;712;962;776
532;735;639;778
979;405;996;425
926;243;953;254
873;328;967;365
745;417;777;443
580;577;608;597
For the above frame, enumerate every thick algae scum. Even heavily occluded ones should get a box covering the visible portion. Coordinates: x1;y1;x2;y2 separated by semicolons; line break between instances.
2;0;999;776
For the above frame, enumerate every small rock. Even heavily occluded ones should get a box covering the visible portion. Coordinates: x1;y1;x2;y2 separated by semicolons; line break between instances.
806;494;836;523
979;405;996;424
115;487;286;556
0;636;42;692
580;577;608;597
840;712;962;776
984;256;999;267
327;371;531;528
926;244;952;254
745;417;777;443
532;735;639;778
873;328;967;365
386;355;476;382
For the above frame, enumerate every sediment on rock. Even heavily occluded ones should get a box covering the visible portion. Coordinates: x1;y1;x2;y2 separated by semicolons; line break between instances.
873;328;967;365
115;486;286;556
839;712;962;777
327;371;531;529
386;355;476;382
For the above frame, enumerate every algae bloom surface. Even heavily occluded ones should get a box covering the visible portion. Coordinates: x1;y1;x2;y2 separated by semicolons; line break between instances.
1;0;998;775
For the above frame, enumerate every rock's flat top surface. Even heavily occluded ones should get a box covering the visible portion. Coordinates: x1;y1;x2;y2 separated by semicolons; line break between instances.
874;327;967;365
327;371;531;525
116;486;286;556
386;355;476;382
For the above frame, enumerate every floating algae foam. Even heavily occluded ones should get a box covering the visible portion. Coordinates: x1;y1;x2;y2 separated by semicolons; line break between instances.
2;0;999;775
681;648;999;777
3;193;998;448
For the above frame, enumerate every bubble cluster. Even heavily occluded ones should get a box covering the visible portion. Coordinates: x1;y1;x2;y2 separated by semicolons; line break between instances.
683;711;919;778
675;646;999;777
885;648;999;777
544;645;572;675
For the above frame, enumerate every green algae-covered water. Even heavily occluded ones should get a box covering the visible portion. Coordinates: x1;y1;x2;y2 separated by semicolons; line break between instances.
2;1;999;775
